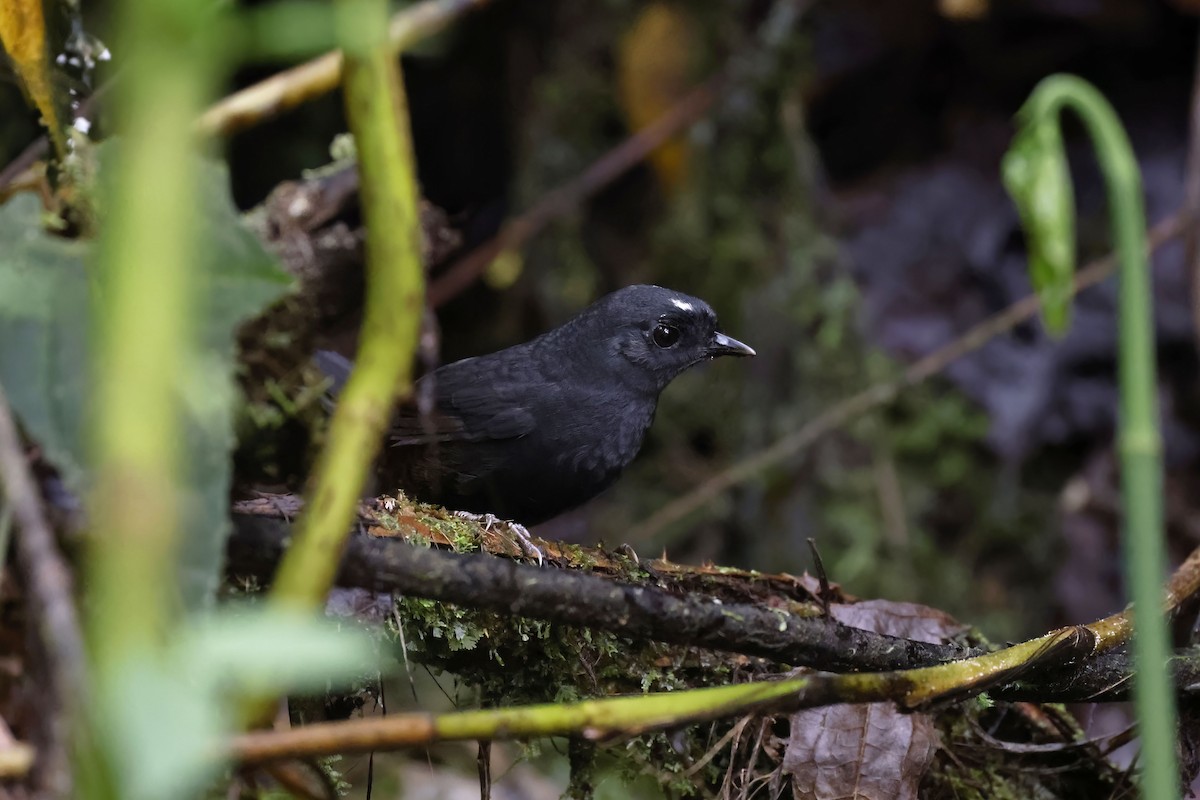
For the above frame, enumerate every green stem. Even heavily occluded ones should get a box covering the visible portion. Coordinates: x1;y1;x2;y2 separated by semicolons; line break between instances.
268;0;425;607
1024;74;1177;798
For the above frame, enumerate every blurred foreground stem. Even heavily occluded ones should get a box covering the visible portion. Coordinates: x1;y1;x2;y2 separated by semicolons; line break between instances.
268;0;425;607
85;0;220;794
88;1;211;672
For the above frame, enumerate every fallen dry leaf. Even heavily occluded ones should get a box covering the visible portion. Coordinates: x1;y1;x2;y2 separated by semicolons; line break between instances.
784;599;964;800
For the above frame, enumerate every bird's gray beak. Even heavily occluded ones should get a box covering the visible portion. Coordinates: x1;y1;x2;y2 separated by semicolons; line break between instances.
708;331;756;358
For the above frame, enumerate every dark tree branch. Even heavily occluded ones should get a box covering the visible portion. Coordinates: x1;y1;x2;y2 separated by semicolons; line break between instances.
228;506;968;672
226;497;1200;708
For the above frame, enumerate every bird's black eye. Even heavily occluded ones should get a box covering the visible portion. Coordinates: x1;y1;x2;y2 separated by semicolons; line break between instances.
652;323;681;348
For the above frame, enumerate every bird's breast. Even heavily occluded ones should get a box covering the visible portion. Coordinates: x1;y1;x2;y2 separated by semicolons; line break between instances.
546;398;656;478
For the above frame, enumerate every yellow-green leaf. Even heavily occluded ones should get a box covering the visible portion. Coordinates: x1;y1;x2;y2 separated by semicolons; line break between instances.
0;0;68;159
1001;106;1076;335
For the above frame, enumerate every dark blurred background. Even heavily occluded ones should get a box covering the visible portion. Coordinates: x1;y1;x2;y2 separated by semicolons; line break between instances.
6;0;1198;646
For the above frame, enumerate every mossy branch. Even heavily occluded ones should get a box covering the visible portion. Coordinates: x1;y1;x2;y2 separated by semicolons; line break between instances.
228;499;1200;702
267;0;425;609
227;542;1200;765
229;502;966;672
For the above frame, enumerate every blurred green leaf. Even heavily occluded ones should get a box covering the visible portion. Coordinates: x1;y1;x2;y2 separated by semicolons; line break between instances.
0;195;91;491
181;608;378;694
1001;110;1076;335
0;149;293;610
172;152;295;609
103;609;377;800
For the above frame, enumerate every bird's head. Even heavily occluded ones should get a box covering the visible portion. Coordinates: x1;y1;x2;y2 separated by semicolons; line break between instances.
565;285;755;393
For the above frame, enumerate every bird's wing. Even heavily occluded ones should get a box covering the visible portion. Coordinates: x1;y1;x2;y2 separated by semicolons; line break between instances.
388;354;541;446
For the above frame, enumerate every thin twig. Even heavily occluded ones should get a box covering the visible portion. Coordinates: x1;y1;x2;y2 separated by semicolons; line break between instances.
630;212;1186;540
1187;28;1200;350
0;0;488;194
0;138;49;197
428;0;815;308
0;385;88;798
0;715;35;780
197;0;491;138
427;78;721;307
0;79;115;196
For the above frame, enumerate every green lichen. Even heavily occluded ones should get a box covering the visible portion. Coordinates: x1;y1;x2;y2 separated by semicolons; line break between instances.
369;506;404;532
449;523;483;553
562;543;599;570
412;511;483;552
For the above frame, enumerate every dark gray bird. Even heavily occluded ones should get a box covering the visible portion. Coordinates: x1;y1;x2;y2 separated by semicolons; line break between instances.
317;284;754;526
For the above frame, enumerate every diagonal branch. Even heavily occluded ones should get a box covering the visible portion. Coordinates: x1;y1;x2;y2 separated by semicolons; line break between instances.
197;0;491;138
427;78;720;308
1185;27;1200;349
427;0;815;308
0;385;88;798
225;646;1200;765
631;212;1186;539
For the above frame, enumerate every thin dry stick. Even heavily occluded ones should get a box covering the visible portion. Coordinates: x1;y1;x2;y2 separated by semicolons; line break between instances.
631;212;1187;540
427;78;721;307
428;0;814;307
1186;29;1200;350
1164;536;1200;609
0;80;115;195
196;0;491;138
0;715;35;780
0;0;488;192
0;138;48;197
0;385;88;798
